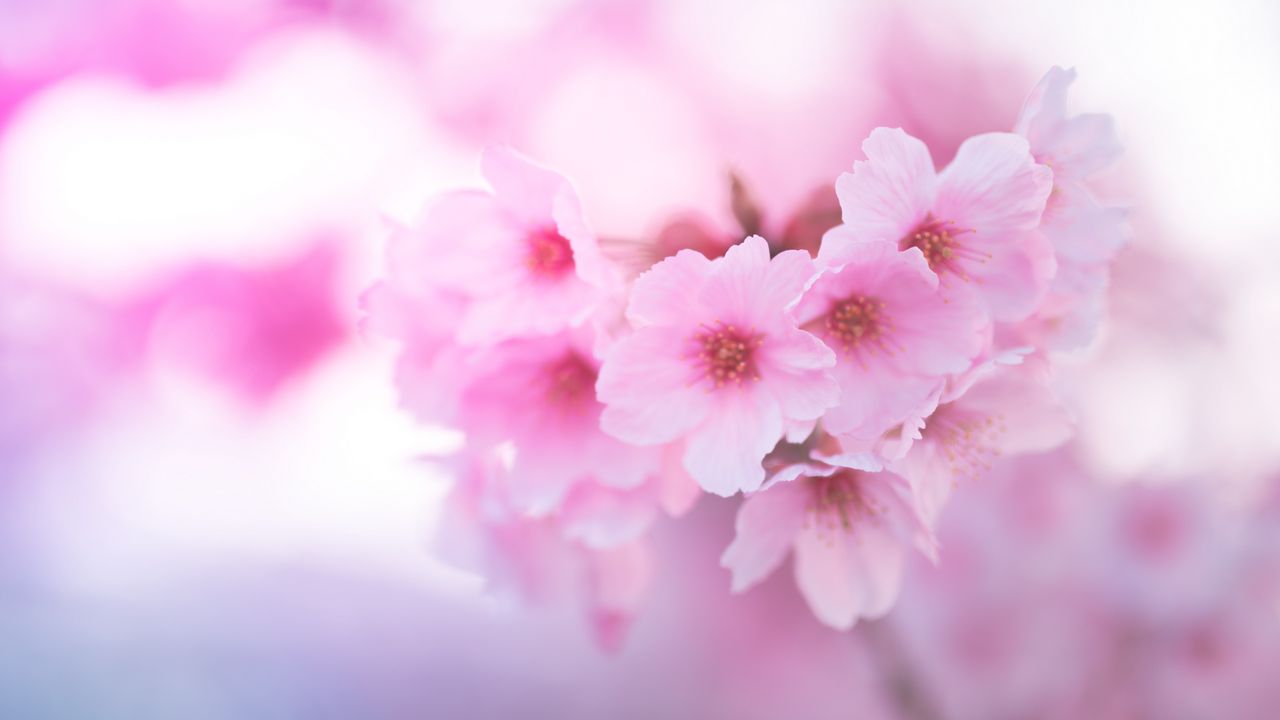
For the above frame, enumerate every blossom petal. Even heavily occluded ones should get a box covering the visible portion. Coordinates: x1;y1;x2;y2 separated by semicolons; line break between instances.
597;327;712;445
935;132;1053;237
793;521;907;629
481;145;569;226
626;249;712;327
1016;67;1122;181
834;127;937;242
700;236;816;329
962;230;1056;322
683;391;783;496
721;479;811;592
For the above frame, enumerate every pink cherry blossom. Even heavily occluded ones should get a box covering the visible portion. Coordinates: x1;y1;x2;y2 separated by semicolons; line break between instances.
1013;67;1128;351
432;447;655;652
138;241;346;402
890;357;1074;522
452;327;662;514
395;145;617;345
596;235;838;496
1015;66;1122;185
832;127;1055;321
796;236;987;441
721;453;937;630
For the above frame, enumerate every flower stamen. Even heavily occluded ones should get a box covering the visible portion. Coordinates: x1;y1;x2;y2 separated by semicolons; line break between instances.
690;322;764;389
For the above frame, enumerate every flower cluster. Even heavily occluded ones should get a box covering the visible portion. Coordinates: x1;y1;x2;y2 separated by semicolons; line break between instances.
365;67;1126;645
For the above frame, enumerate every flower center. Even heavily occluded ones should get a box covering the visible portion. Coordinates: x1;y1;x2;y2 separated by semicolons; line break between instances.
543;352;597;408
525;228;574;278
808;470;883;533
924;404;1005;482
824;295;897;359
900;215;983;278
691;322;763;389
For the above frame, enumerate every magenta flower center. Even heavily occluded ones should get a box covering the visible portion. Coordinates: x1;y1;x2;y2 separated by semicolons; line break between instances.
692;322;764;388
900;215;982;278
525;228;575;278
807;470;883;533
543;352;598;409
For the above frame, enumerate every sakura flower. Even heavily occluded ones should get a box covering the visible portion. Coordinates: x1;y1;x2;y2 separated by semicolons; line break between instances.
396;145;617;345
454;328;661;514
721;452;937;630
1015;66;1122;186
832;127;1055;321
596;235;838;496
433;448;654;652
890;357;1074;522
1014;68;1128;351
796;236;987;441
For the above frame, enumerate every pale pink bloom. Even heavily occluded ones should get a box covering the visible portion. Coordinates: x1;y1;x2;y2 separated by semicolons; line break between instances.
597;235;838;496
558;444;702;548
1014;67;1127;351
721;455;937;630
796;236;987;441
832;127;1055;321
1085;483;1244;623
585;539;654;654
397;146;617;345
1015;66;1122;186
433;448;654;652
453;328;660;514
890;357;1074;522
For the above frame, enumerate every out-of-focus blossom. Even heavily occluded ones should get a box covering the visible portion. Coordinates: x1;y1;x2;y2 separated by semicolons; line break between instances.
388;146;616;346
834;127;1055;321
597;235;837;496
890;455;1280;720
1011;66;1128;351
433;448;655;652
442;329;662;514
136;241;347;403
722;452;936;630
891;358;1074;521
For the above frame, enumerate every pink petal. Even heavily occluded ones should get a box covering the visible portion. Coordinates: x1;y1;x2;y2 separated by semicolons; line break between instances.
586;540;653;654
1043;184;1129;265
935;132;1053;237
700;236;816;330
597;326;712;445
961;362;1074;455
962;230;1056;322
625;249;713;327
657;441;702;517
1016;67;1122;181
402;190;525;294
683;390;784;496
456;273;598;345
482;146;618;295
560;482;658;549
1014;66;1073;137
758;324;839;422
480;145;570;226
720;479;811;592
792;520;908;629
823;360;942;442
834;127;937;242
